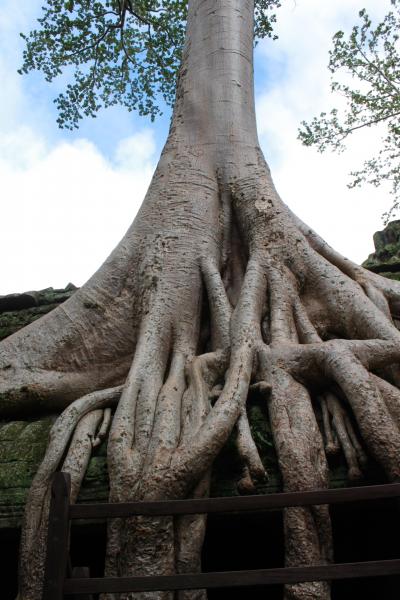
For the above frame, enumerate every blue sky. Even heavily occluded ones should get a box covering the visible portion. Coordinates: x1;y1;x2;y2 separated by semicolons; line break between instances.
0;0;393;294
0;1;171;160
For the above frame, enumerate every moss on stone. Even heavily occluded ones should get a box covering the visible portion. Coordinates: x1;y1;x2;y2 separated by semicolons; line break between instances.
0;422;29;442
0;416;109;527
376;271;400;282
363;220;400;274
0;285;76;342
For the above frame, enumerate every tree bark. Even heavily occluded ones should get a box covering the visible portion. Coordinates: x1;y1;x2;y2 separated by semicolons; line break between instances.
3;1;400;599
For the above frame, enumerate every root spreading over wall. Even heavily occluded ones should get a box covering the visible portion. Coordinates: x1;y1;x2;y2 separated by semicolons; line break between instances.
2;1;400;599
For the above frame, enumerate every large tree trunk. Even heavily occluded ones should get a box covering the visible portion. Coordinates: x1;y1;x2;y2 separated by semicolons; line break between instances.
3;1;400;599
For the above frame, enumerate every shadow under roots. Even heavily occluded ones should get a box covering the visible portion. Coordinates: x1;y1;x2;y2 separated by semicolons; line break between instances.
202;511;284;599
202;498;400;600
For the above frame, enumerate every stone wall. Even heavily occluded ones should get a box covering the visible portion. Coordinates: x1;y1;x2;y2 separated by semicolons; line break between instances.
363;219;400;281
0;285;77;341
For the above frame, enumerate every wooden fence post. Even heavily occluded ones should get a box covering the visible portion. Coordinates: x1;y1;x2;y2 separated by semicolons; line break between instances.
43;480;400;597
42;472;71;600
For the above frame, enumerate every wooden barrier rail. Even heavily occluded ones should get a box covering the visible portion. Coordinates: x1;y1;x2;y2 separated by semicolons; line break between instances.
63;560;400;595
42;473;400;599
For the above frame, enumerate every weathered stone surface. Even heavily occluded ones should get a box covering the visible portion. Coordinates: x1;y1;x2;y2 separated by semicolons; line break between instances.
0;419;54;528
0;404;357;528
363;220;400;280
0;285;77;342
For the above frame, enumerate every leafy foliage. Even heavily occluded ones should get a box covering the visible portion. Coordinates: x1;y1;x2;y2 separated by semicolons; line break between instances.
298;0;400;221
19;0;281;130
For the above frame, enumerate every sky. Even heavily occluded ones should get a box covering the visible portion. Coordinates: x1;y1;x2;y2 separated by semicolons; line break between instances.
0;0;395;294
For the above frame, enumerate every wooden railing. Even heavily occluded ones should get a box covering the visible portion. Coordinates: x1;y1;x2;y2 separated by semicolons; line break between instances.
42;472;400;599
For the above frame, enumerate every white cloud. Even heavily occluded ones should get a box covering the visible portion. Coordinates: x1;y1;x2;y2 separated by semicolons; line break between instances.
256;0;393;263
0;126;46;168
115;131;157;171
0;130;156;294
0;2;158;295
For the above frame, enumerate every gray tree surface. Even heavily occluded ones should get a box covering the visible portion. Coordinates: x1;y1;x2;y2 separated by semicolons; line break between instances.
3;2;400;599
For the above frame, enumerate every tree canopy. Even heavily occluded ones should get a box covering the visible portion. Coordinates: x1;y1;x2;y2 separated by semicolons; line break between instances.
19;0;280;129
299;0;400;220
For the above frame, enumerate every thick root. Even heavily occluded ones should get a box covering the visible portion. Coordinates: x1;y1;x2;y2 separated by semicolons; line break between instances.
101;253;269;597
266;366;332;600
325;349;400;480
236;407;267;492
320;392;366;481
175;473;211;600
62;410;104;500
18;387;120;600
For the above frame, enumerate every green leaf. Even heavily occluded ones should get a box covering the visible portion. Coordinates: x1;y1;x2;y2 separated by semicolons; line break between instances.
19;0;280;129
298;0;400;217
